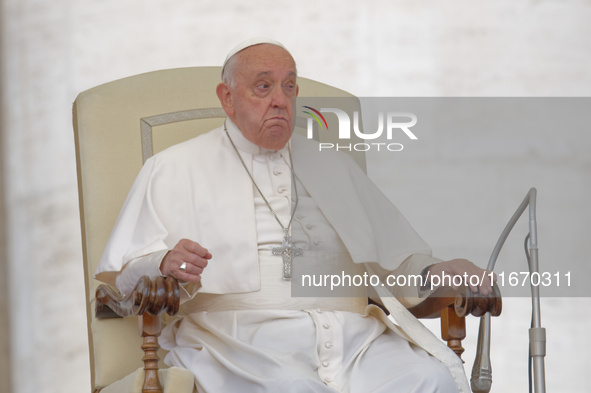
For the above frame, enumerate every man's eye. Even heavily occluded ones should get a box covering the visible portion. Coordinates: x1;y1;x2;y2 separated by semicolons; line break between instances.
283;83;296;95
257;83;270;89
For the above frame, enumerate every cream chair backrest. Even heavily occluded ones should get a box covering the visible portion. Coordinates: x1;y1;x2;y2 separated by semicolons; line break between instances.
73;66;363;390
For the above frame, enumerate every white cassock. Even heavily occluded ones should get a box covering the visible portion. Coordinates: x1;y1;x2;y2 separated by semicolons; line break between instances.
96;119;470;393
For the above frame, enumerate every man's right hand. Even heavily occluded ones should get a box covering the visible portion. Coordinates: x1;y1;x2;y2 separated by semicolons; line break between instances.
160;238;212;283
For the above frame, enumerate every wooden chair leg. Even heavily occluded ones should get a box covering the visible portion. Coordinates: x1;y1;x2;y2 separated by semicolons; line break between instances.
440;305;466;360
95;276;180;393
140;313;162;393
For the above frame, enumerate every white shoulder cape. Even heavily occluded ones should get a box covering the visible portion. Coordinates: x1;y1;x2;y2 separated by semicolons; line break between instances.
96;125;432;293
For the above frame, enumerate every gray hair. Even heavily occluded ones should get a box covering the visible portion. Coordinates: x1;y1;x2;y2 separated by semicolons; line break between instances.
221;54;239;88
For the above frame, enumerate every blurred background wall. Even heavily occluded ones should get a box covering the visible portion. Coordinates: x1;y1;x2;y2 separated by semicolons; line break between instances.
1;1;590;392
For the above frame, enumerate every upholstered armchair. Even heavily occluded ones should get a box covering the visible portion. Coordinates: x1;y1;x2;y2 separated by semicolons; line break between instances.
72;67;501;393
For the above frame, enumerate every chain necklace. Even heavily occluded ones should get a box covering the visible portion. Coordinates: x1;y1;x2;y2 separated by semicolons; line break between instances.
224;121;303;280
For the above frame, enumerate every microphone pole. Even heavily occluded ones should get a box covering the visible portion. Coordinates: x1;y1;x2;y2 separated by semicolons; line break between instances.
471;188;546;393
526;189;546;393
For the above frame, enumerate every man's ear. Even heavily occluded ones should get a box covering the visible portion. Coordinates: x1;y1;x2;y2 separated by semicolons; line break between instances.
216;83;234;117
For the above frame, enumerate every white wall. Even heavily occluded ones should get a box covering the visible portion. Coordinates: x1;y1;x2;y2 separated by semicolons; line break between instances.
2;1;590;392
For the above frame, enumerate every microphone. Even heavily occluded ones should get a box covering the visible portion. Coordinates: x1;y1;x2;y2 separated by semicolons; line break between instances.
470;314;492;393
471;188;546;393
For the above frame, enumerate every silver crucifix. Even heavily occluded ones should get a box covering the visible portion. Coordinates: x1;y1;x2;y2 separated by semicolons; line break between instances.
272;229;303;280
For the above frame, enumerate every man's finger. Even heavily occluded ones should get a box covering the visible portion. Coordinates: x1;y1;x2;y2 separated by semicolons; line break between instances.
178;261;204;276
180;238;212;259
176;270;203;283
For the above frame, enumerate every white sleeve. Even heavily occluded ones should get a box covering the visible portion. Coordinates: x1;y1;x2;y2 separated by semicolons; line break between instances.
367;253;443;308
115;249;168;297
96;156;170;287
115;248;201;302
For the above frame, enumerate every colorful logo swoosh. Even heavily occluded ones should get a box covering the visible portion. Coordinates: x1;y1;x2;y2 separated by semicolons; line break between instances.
302;106;329;130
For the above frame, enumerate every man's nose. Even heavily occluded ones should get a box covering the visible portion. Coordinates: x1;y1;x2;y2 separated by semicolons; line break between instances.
269;86;289;108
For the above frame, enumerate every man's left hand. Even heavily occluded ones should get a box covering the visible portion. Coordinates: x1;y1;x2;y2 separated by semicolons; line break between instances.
428;259;497;296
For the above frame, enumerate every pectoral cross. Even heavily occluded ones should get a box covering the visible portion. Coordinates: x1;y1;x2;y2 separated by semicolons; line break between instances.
272;229;303;280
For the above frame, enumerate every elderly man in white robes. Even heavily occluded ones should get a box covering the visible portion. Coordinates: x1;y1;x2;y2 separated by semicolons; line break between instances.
96;38;494;393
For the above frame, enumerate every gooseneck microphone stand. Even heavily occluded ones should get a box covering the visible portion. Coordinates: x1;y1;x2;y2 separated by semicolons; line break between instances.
471;188;546;393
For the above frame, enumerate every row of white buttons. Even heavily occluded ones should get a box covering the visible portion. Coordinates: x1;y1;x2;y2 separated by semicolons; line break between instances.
321;320;333;380
312;309;342;388
267;153;289;195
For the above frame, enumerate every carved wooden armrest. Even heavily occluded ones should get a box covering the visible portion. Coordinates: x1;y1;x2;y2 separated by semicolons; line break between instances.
95;276;180;393
407;283;502;359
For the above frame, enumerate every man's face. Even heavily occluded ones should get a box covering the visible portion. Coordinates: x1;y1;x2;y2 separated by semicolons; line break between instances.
217;44;299;150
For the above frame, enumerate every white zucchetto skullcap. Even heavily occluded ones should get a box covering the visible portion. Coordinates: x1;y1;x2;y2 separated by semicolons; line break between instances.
222;37;289;71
